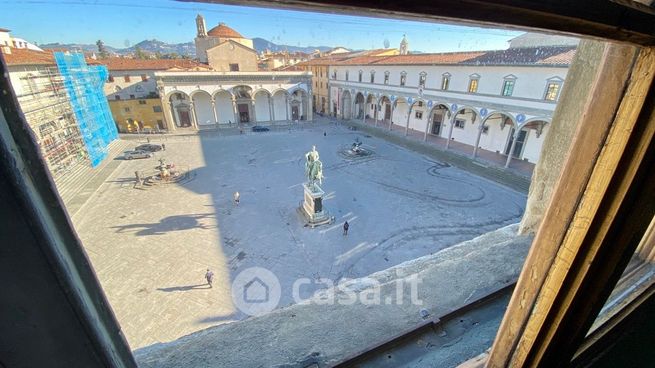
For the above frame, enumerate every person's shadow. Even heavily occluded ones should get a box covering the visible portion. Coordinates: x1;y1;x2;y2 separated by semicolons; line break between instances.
156;283;211;292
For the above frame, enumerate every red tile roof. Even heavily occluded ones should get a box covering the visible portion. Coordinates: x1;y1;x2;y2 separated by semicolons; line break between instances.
1;47;56;65
207;23;244;38
367;52;485;65
537;49;577;65
96;58;206;71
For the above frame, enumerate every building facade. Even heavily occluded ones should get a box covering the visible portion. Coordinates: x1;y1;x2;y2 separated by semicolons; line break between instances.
328;40;576;167
2;44;118;180
299;48;400;114
155;71;312;130
101;58;206;132
194;14;257;70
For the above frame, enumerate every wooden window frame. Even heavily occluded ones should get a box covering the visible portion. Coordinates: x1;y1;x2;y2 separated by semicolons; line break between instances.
1;1;655;367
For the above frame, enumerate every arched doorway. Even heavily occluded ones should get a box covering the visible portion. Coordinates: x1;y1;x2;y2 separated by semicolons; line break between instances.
427;104;450;137
341;90;352;119
290;89;308;120
365;94;377;123
169;92;192;128
191;91;214;127
354;92;365;119
378;96;392;127
213;90;234;125
233;85;253;123
514;119;549;163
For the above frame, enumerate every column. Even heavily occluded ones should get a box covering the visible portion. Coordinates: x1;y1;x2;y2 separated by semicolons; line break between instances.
405;106;411;136
163;100;176;132
362;99;367;124
250;99;257;123
445;116;455;149
211;100;218;125
307;95;313;121
189;102;198;130
232;98;239;125
472;123;485;158
423;117;430;142
505;129;520;168
285;97;290;121
374;103;378;127
389;104;395;131
269;97;275;122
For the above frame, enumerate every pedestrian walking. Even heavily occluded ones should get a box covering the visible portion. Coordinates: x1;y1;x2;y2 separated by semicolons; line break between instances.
133;171;142;189
343;221;349;236
233;191;240;206
147;137;151;143
162;143;166;151
205;268;214;288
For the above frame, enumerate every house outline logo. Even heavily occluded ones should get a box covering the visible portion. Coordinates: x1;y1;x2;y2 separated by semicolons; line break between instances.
232;267;281;316
243;276;270;303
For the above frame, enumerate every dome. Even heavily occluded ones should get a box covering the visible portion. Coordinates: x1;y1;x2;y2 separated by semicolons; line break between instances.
207;23;244;38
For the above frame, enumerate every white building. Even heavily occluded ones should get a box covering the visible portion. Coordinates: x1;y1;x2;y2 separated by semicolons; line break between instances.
329;35;577;167
155;71;312;129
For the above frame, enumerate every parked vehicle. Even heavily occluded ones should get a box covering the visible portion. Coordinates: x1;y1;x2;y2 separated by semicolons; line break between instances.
252;126;270;132
124;150;153;160
135;144;163;152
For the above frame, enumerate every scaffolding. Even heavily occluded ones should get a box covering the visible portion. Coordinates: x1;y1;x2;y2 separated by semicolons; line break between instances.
16;64;88;179
54;52;118;167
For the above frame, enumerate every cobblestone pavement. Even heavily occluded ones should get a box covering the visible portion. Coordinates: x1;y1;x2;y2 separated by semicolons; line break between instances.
72;119;526;349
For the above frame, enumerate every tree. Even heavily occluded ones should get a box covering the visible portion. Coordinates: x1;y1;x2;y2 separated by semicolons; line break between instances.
134;46;146;60
96;40;109;59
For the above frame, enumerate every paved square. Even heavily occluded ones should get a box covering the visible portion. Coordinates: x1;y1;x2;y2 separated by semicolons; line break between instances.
72;121;526;349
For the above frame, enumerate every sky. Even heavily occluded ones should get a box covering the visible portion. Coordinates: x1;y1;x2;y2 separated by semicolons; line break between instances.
0;0;524;53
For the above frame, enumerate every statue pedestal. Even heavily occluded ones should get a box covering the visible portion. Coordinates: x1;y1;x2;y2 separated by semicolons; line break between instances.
299;183;333;227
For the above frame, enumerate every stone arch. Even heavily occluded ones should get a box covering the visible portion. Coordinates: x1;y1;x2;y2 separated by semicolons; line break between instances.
341;90;352;120
392;97;409;126
515;119;551;163
233;85;254;123
378;95;392;123
354;92;366;119
290;89;308;121
191;90;214;127
213;90;234;125
254;89;272;122
406;98;428;134
168;91;193;128
272;89;289;122
365;94;377;120
473;112;516;159
427;104;450;137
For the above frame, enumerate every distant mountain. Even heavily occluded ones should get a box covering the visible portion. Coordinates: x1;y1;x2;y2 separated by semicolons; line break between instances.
40;42;119;54
252;38;333;54
41;40;195;57
41;37;336;57
127;39;195;56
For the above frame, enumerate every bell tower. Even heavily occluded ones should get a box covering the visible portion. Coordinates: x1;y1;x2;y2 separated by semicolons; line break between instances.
399;34;408;55
196;14;207;38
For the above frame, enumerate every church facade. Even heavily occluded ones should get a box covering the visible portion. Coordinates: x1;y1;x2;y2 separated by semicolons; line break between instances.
154;15;312;131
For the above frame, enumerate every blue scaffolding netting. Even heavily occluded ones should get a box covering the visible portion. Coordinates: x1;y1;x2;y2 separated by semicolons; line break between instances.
54;52;118;167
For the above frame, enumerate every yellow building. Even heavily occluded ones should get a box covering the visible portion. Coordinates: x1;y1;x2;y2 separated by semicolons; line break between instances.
109;98;166;133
